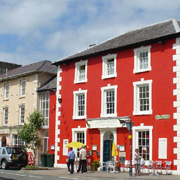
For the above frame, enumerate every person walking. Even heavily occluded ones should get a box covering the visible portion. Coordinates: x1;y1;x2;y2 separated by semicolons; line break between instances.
134;148;142;176
67;147;75;174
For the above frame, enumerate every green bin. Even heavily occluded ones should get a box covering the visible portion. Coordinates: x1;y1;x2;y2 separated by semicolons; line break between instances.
41;154;47;167
46;154;54;167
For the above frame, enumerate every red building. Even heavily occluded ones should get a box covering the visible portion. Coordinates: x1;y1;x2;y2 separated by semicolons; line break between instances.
53;19;180;174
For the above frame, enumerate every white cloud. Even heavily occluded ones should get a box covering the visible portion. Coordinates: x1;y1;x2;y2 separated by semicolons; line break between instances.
1;0;180;65
0;0;70;35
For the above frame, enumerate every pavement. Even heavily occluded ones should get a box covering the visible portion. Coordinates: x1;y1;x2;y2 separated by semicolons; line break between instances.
20;167;180;180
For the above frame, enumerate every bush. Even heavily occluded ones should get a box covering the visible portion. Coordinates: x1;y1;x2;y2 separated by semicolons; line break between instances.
91;160;100;167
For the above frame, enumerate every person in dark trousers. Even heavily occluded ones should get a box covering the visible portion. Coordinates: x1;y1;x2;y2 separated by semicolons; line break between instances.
67;147;75;174
77;146;82;173
78;145;87;173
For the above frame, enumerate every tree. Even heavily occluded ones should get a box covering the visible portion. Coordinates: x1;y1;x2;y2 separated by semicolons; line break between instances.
18;110;45;165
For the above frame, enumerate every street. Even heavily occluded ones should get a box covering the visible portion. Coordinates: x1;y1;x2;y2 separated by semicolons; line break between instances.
0;168;180;180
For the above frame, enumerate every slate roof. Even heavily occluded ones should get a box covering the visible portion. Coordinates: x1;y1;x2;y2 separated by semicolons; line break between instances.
37;76;57;92
0;60;57;81
0;61;21;74
54;18;180;65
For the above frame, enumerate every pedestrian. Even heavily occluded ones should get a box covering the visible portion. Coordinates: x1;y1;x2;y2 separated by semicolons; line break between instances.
134;148;142;176
77;145;87;173
67;147;75;174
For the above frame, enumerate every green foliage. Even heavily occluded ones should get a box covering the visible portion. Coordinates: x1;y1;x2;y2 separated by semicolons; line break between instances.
18;110;44;148
18;110;45;165
91;159;100;166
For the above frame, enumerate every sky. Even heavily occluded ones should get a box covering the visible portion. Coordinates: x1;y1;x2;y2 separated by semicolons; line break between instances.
1;0;180;66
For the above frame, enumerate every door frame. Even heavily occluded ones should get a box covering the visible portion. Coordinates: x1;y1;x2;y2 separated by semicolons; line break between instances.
99;128;117;164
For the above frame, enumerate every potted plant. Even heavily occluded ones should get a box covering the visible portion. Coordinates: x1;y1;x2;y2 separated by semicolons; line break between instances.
91;160;100;171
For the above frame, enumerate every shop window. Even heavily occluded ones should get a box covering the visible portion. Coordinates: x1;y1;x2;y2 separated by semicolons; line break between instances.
14;135;25;146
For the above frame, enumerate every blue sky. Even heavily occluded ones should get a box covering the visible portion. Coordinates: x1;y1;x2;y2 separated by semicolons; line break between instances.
1;0;180;66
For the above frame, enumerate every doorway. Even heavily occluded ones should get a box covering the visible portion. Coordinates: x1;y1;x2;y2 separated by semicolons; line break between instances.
1;136;6;147
103;131;114;162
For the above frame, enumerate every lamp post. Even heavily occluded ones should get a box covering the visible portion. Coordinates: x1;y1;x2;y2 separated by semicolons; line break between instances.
119;116;134;177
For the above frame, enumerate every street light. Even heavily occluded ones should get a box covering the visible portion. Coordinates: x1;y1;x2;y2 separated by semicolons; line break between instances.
119;116;134;177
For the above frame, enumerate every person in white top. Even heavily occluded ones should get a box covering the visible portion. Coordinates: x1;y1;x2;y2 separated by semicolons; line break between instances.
134;148;142;175
77;145;87;173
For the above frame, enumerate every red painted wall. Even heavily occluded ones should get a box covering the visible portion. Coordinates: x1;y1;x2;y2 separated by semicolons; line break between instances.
56;39;177;169
48;91;56;154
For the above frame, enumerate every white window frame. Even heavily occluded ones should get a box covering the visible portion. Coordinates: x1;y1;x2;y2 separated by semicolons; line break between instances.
19;105;25;125
133;46;151;73
101;84;117;117
72;128;86;157
40;92;50;128
4;84;9;100
43;130;49;152
74;60;88;84
73;89;87;120
133;79;152;115
102;54;117;79
13;135;25;146
132;125;153;161
63;139;69;156
20;80;26;97
3;107;8;125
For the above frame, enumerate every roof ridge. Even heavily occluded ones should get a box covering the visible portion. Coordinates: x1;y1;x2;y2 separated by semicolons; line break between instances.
37;60;48;70
172;18;180;33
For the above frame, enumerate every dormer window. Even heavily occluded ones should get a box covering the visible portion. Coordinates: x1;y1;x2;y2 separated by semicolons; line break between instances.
102;54;117;79
74;60;88;84
134;46;151;73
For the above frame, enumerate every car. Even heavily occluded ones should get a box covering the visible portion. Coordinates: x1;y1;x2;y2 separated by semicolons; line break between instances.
0;146;28;169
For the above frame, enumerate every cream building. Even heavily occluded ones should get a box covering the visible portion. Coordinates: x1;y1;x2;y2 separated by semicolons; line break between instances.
0;60;56;163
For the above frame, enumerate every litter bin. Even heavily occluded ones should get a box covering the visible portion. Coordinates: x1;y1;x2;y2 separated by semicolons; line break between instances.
46;154;54;167
41;154;47;167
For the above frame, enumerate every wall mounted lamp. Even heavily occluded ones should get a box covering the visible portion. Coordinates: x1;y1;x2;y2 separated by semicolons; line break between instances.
58;97;62;103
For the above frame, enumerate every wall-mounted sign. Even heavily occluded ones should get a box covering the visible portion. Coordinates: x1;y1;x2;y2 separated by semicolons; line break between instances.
86;118;123;129
158;138;167;159
92;145;97;151
119;145;125;152
155;114;170;120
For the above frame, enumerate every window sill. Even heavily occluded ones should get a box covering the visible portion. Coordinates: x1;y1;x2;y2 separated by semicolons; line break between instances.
133;110;152;116
133;68;151;74
100;113;117;118
74;79;87;84
42;126;49;129
73;116;87;120
19;96;25;99
3;98;9;101
102;73;117;80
